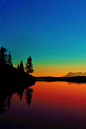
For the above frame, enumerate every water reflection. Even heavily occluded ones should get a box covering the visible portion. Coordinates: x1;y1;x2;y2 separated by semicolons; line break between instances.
25;88;33;106
1;81;86;128
17;87;33;105
0;84;34;114
67;81;86;85
17;89;24;100
0;94;12;114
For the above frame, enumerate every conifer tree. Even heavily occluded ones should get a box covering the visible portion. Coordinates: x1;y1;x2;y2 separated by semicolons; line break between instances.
19;60;24;72
25;56;33;74
0;47;7;65
8;51;12;66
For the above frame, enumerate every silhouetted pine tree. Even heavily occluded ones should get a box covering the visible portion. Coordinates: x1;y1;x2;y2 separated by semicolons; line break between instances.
0;47;7;65
19;60;24;72
8;51;12;66
17;61;24;72
25;56;33;74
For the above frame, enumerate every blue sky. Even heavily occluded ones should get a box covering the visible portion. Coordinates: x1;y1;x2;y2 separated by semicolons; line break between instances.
0;0;86;76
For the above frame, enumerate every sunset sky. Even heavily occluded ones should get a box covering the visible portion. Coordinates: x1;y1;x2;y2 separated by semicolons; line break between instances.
0;0;86;76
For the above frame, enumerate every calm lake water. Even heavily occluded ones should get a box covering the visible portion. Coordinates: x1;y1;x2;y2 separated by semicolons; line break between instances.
0;81;86;128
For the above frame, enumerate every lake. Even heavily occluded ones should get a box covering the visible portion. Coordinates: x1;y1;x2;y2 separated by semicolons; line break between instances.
0;81;86;128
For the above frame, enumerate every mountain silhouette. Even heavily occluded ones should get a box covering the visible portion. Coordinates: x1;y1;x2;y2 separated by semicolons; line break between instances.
64;72;86;77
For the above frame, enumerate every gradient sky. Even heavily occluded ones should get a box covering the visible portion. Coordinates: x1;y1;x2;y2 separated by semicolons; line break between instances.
0;0;86;76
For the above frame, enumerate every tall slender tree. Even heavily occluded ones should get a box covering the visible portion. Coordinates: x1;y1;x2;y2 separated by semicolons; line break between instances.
8;51;12;66
25;56;33;74
19;60;24;72
0;47;7;65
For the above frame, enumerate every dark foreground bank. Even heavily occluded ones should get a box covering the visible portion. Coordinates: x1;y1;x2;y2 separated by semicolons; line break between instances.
36;76;86;83
0;64;36;95
0;64;36;114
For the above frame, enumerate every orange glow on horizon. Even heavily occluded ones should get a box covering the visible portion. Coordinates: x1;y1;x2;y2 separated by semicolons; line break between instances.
36;63;86;76
14;63;86;77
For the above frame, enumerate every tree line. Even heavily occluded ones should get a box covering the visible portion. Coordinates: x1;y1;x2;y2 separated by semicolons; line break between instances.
0;46;12;66
17;56;33;74
0;46;34;74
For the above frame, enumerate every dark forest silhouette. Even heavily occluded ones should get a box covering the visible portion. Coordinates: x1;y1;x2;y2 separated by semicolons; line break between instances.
0;46;34;73
0;46;35;81
0;46;36;114
0;47;13;66
1;46;86;84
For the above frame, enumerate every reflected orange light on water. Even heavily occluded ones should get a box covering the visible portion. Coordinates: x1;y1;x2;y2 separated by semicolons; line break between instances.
11;81;86;128
32;81;86;114
13;81;86;117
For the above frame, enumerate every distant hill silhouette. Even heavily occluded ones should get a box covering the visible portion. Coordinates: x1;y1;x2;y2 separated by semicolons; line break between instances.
64;72;86;77
36;76;86;83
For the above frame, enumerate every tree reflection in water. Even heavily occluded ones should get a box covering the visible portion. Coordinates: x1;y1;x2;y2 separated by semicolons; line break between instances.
0;87;33;114
17;90;24;100
0;95;12;114
25;88;33;106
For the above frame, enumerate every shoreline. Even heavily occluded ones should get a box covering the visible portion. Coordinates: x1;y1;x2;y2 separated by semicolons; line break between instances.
36;76;86;83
